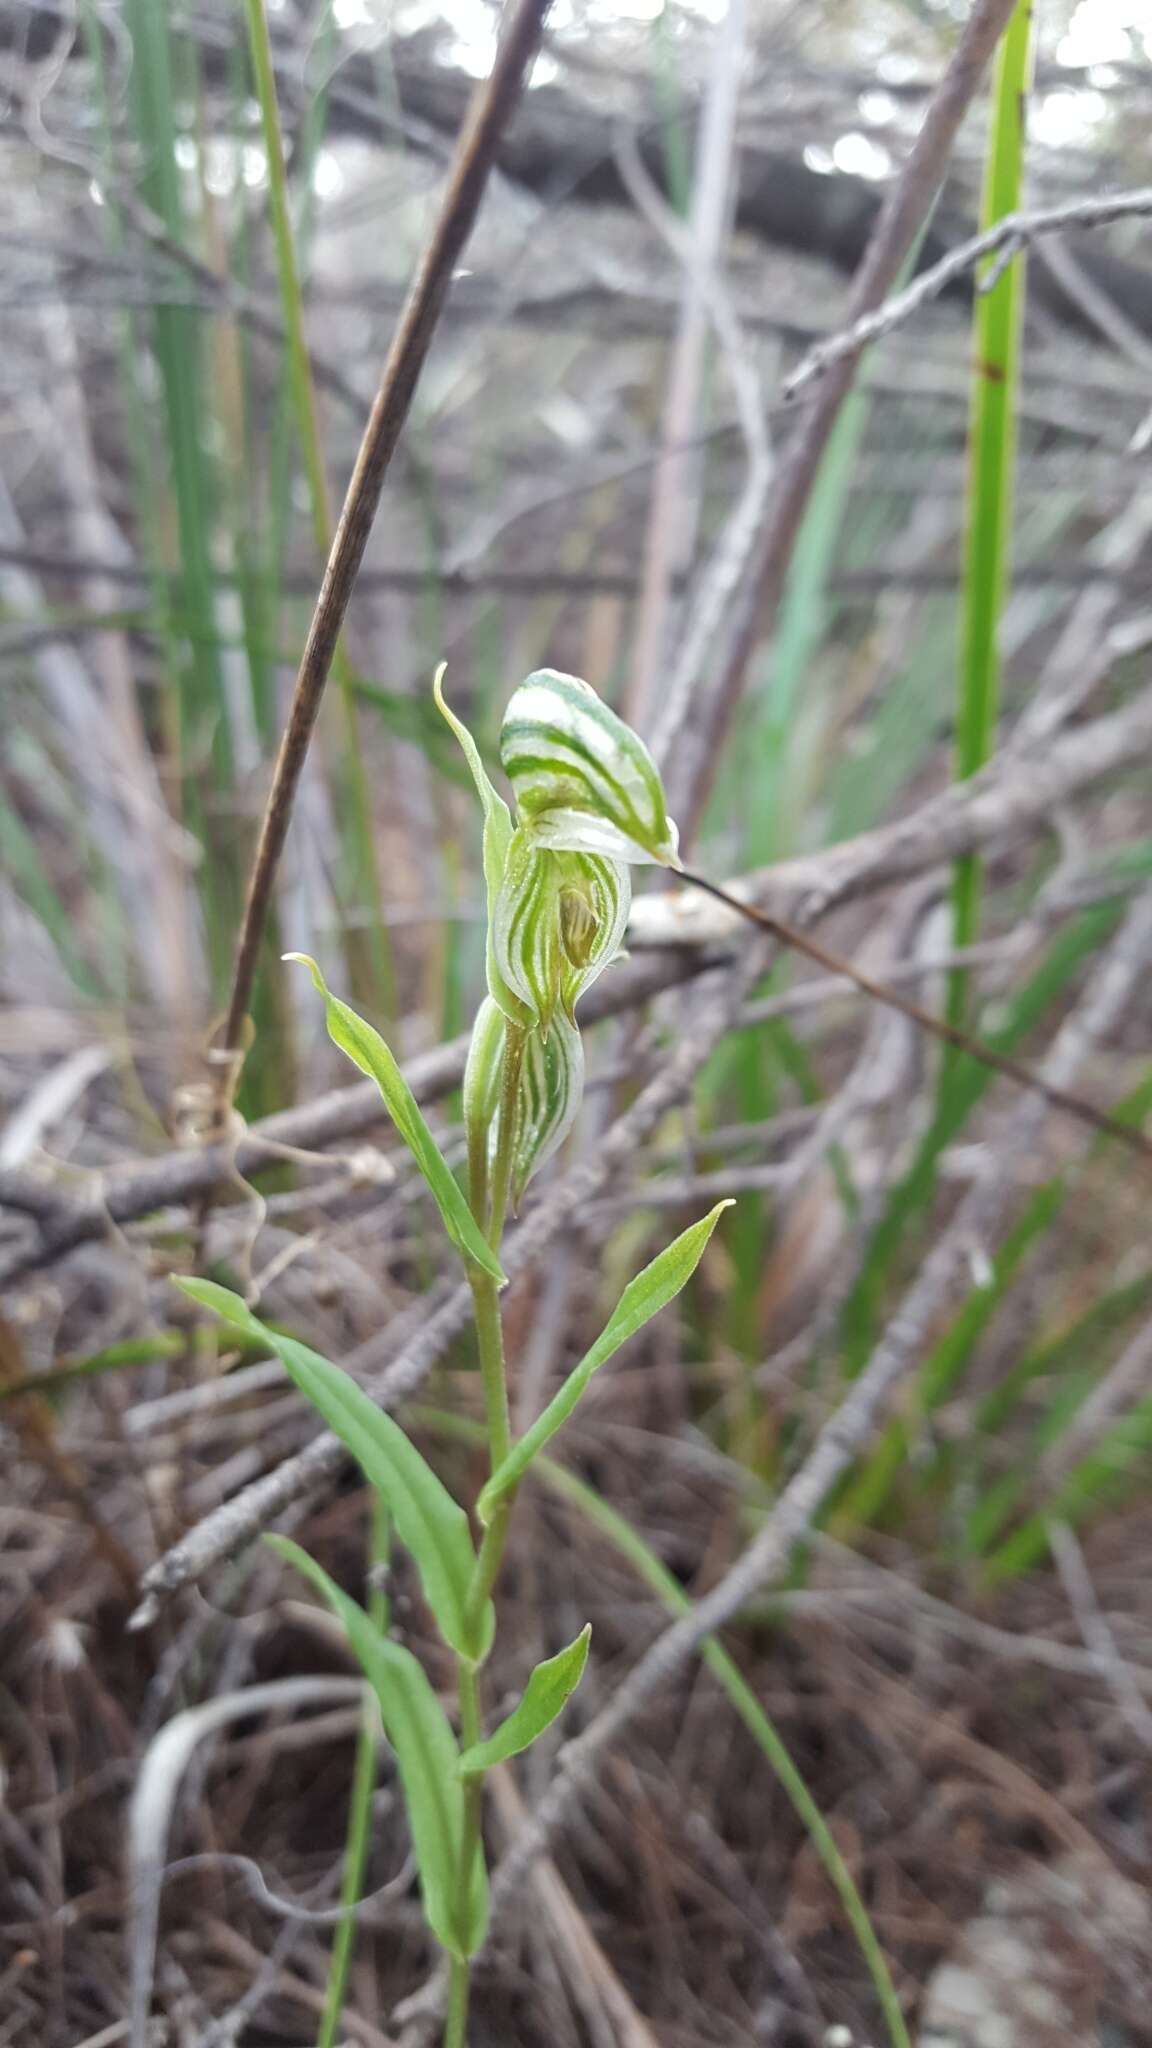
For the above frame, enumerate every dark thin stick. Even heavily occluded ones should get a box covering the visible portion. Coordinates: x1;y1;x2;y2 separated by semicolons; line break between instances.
218;0;551;1069
678;868;1152;1162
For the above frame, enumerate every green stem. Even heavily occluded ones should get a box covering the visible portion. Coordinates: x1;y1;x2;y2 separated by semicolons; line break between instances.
242;0;395;1023
444;1955;471;2048
468;1271;511;1473
317;1488;390;2048
464;1498;514;1644
417;1408;911;2048
449;1655;484;2044
945;0;1033;1056
447;1024;526;2042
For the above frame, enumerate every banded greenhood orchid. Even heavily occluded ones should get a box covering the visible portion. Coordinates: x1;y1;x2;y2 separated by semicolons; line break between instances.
465;996;585;1209
491;670;680;1037
493;830;630;1039
442;664;681;1197
500;670;681;869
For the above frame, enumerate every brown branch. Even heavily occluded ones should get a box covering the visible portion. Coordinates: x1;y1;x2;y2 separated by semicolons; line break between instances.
784;185;1152;399
217;0;552;1069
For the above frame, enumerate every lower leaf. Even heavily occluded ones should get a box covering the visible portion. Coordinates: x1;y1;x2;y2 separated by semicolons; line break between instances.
268;1537;488;1960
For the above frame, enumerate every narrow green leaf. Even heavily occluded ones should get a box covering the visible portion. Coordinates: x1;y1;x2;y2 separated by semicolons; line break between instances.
458;1624;591;1777
284;953;505;1283
267;1537;487;1959
479;1201;732;1521
175;1279;492;1660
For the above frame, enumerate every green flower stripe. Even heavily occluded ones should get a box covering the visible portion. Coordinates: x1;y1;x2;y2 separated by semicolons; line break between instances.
464;996;585;1206
512;1008;584;1206
493;829;630;1037
500;670;680;868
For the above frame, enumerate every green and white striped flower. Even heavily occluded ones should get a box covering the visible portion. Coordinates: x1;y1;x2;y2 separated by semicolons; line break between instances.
464;996;584;1209
492;828;630;1039
500;670;681;869
441;665;680;1197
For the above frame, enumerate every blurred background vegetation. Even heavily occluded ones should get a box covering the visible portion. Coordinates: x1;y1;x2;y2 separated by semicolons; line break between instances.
3;0;1152;2042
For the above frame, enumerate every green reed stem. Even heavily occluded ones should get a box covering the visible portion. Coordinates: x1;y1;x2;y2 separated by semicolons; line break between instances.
242;0;395;1020
316;1487;390;2048
946;0;1033;1056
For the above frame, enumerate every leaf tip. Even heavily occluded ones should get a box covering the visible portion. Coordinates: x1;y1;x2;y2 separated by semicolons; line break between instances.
282;950;326;996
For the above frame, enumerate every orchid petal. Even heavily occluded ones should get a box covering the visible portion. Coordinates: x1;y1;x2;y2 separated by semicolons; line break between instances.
500;670;680;868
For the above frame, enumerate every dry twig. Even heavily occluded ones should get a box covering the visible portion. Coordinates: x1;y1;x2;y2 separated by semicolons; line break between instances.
785;186;1152;398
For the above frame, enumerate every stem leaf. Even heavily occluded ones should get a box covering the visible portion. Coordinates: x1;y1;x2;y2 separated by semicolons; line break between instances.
478;1200;733;1521
284;953;505;1283
175;1279;493;1661
458;1624;591;1776
268;1537;487;1959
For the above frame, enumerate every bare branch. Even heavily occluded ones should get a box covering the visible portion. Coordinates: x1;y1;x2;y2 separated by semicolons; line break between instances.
785;186;1152;399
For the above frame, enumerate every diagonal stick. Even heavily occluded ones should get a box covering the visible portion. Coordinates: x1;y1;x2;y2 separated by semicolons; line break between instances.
678;867;1152;1162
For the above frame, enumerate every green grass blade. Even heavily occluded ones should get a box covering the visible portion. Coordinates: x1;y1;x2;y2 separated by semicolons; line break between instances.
122;0;238;980
242;0;395;1020
839;900;1121;1377
981;1395;1152;1585
835;1177;1063;1532
946;0;1034;1043
974;1267;1152;1449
